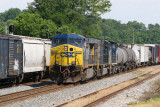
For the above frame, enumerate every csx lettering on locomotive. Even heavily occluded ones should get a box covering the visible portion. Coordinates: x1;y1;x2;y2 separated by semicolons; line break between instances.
60;52;74;57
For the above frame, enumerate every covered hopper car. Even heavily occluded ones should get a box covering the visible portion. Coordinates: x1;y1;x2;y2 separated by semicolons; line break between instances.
0;34;51;83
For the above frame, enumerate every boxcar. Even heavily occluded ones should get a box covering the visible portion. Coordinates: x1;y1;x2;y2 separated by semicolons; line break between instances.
0;34;23;80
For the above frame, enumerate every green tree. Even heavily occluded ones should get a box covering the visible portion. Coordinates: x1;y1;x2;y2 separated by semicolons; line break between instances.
28;0;111;37
13;12;57;38
0;8;21;22
0;20;5;34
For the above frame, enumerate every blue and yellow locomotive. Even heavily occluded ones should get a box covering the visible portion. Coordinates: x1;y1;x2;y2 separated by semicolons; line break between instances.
49;34;117;83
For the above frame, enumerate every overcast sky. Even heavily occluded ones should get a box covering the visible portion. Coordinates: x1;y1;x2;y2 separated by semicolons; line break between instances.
0;0;159;26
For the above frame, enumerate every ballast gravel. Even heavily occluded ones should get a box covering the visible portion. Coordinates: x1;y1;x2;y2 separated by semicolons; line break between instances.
3;65;160;107
0;81;54;96
95;69;160;107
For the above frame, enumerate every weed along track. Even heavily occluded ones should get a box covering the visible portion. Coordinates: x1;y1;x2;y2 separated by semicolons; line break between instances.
59;68;160;107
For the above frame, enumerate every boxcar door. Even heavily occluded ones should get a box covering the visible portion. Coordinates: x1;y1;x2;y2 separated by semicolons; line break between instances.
8;38;23;76
0;37;9;79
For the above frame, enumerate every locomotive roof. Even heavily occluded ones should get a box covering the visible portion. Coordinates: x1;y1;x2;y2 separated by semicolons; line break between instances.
52;34;85;39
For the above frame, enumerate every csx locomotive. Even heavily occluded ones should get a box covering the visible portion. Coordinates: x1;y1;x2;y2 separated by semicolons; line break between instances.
49;34;160;84
49;34;117;83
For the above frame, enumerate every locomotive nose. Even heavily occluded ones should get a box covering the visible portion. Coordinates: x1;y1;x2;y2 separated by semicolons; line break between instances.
50;44;83;67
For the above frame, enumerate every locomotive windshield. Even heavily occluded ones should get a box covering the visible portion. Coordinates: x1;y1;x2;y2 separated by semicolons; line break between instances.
69;38;83;48
52;38;67;47
52;34;85;48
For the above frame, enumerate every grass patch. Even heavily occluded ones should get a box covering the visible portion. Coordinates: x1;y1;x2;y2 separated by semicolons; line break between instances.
135;78;142;82
129;78;160;106
129;97;160;107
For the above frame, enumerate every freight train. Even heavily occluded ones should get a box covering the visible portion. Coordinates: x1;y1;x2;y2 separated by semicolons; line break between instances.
0;34;51;84
49;34;160;84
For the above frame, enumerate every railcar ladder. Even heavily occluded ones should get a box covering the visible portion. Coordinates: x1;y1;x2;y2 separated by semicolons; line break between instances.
8;39;14;76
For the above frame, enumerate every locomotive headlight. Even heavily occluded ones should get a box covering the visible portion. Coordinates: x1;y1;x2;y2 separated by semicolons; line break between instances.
72;61;75;65
55;61;59;65
64;46;68;51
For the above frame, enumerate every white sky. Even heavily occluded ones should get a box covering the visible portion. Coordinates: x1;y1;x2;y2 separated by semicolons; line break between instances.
102;0;160;26
0;0;159;26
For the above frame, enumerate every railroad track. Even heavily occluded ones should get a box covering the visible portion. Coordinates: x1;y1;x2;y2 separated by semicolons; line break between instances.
59;68;160;107
0;78;51;89
0;65;158;106
0;83;74;106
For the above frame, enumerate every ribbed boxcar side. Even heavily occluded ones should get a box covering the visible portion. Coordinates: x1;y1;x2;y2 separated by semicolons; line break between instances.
0;36;9;79
10;38;23;76
0;35;23;80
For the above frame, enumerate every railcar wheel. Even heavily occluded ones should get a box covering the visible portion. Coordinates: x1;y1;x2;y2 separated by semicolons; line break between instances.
32;73;39;82
16;74;24;84
38;71;44;82
81;70;87;81
97;67;103;79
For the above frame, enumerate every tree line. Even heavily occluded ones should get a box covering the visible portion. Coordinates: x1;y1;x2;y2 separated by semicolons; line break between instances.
0;0;159;44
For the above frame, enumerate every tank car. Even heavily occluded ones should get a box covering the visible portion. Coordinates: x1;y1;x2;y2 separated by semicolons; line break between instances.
116;46;136;71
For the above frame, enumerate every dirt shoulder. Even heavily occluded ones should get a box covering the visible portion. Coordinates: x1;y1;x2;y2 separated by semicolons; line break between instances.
128;78;160;107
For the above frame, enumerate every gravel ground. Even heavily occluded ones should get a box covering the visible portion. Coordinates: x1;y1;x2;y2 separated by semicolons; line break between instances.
3;65;159;107
0;81;54;96
95;68;160;107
